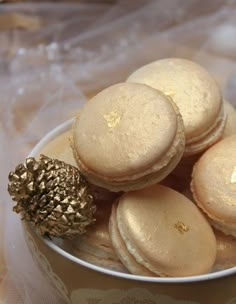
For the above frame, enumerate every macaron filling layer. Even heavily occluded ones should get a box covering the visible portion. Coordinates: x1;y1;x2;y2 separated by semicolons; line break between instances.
73;133;184;192
109;203;158;276
184;102;226;156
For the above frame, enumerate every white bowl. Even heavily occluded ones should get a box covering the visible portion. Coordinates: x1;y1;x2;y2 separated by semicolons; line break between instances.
23;119;236;304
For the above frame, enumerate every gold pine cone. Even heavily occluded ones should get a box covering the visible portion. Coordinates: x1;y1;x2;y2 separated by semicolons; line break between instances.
8;155;96;238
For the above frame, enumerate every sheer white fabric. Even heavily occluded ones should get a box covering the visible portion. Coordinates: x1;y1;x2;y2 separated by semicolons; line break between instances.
0;1;236;303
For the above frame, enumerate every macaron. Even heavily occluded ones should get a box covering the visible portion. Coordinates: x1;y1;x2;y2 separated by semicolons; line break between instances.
127;58;226;156
40;131;119;204
109;184;216;277
191;135;236;237
72;82;185;192
61;200;127;272
222;100;236;139
213;229;236;271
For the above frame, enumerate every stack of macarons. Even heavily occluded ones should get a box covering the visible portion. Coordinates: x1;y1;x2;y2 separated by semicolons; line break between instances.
42;58;236;277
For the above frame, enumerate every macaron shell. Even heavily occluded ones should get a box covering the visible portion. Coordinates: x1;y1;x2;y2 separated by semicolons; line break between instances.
191;135;236;225
223;100;236;138
116;184;216;277
73;82;180;178
127;58;223;144
109;203;156;276
213;229;236;271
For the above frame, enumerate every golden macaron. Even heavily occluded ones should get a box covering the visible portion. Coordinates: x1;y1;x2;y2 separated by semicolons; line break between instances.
213;229;236;271
191;135;236;237
127;58;226;156
72;82;185;192
109;184;216;277
223;100;236;139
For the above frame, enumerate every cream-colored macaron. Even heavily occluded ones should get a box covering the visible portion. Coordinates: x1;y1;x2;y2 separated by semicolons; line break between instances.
213;229;236;271
72;82;185;192
191;135;236;237
62;200;127;272
109;184;216;277
223;100;236;139
40;131;119;204
127;58;226;156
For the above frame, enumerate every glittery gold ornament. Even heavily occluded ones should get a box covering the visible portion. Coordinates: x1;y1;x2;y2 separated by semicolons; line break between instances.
8;155;96;238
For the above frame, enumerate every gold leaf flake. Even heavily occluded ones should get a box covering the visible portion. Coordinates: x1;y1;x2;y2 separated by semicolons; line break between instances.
174;221;189;234
104;111;121;128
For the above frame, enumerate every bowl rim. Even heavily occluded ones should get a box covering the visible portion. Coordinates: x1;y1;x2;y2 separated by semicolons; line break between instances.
29;119;236;284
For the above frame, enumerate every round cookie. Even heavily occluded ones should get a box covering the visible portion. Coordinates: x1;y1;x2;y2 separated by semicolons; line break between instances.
223;100;236;139
191;135;236;237
127;58;226;156
72;82;185;192
109;184;216;277
213;229;236;271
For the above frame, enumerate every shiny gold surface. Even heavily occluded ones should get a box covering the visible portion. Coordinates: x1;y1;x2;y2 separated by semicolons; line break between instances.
109;202;155;276
127;58;223;145
116;184;216;277
8;155;96;238
174;221;190;234
191;135;236;224
103;111;121;129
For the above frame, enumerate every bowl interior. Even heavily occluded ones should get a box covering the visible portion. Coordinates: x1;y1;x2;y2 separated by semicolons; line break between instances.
29;119;236;284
